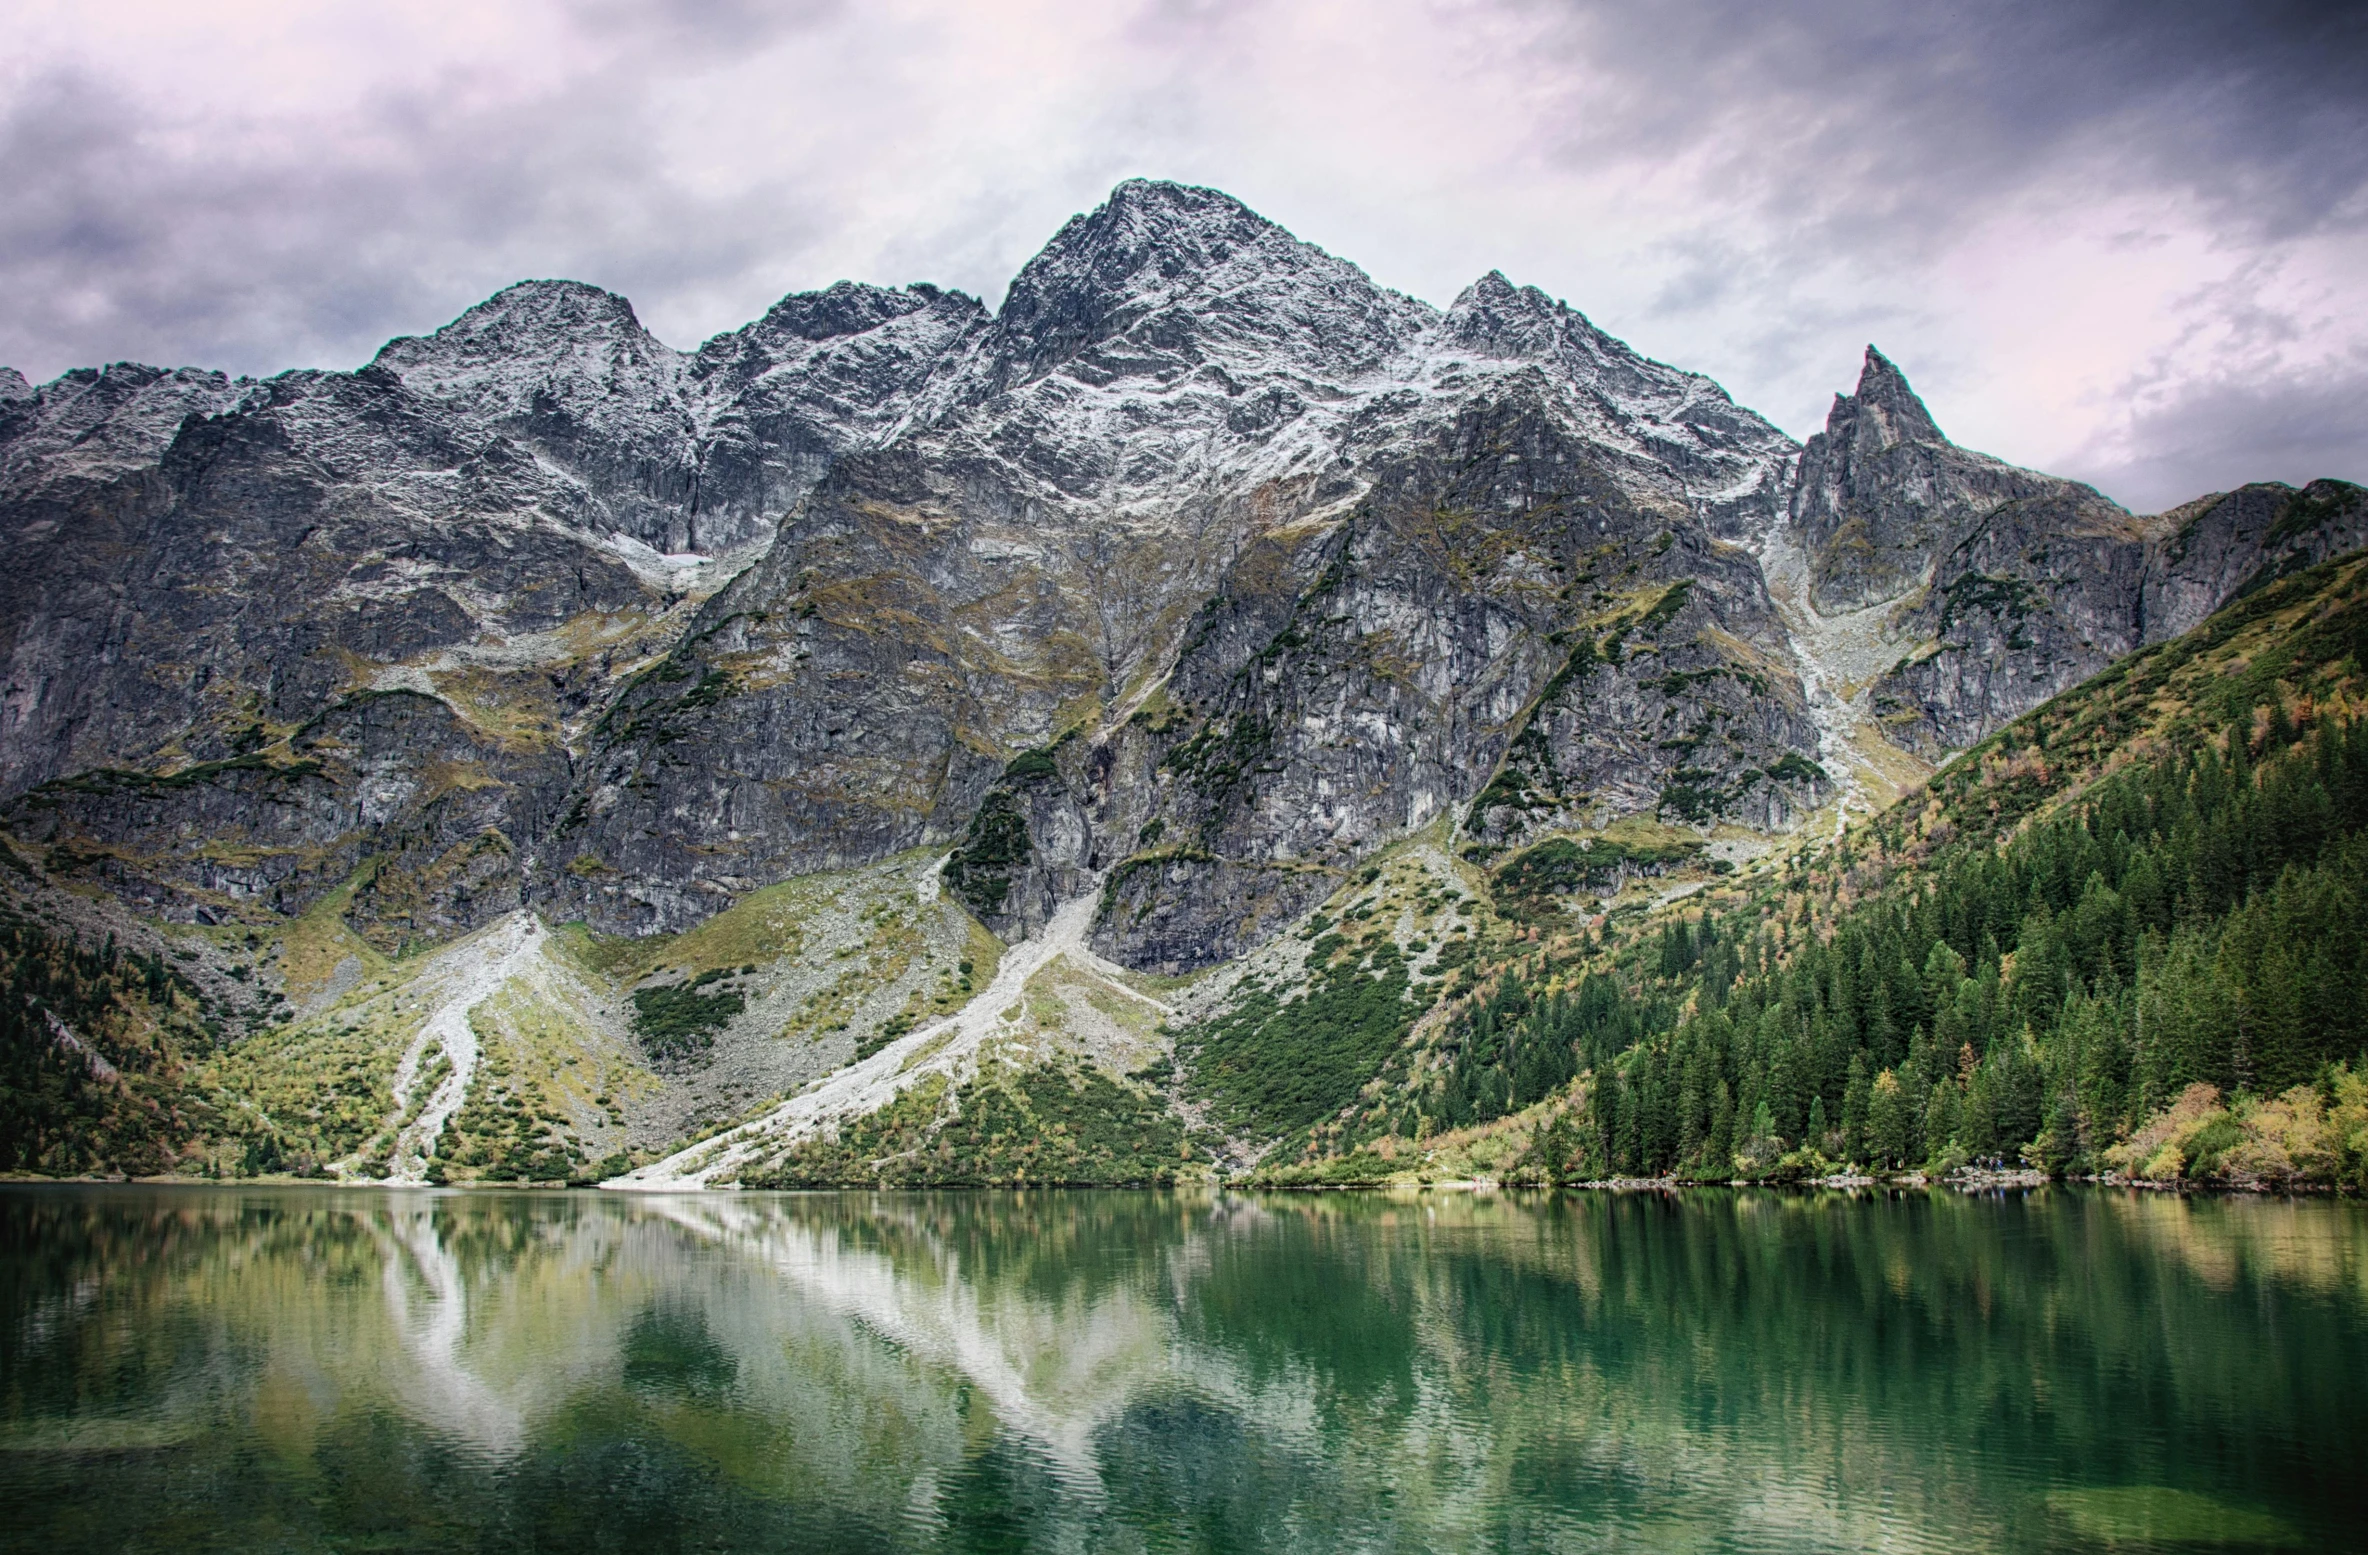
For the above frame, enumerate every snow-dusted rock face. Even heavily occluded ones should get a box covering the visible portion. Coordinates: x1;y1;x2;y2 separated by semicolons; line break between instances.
0;179;2357;961
686;280;988;547
1433;272;1796;541
530;182;1818;945
370;275;988;556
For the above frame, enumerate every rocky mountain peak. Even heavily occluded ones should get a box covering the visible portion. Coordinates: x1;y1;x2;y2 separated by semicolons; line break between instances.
990;179;1430;385
8;178;2368;1199
1793;342;2134;628
376;279;659;367
369;277;689;431
0;362;247;498
1426;269;1795;539
1045;178;1279;275
728;280;980;352
1830;345;1944;453
1442;270;1584;353
1434;267;1776;429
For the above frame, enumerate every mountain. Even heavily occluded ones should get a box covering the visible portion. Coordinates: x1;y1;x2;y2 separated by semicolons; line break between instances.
1428;546;2368;1192
0;179;2359;1185
1794;348;2368;754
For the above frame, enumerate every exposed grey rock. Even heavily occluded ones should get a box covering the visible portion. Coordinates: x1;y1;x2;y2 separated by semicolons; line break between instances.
2142;479;2368;638
1095;853;1337;977
1439;272;1795;541
0;180;2353;969
1792;349;2365;755
3;689;564;949
1791;347;2128;615
1870;473;2366;753
525;182;1810;943
684;281;987;549
1085;392;1820;969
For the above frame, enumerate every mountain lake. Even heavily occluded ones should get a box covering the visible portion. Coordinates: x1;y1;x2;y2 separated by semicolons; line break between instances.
1;1184;2361;1552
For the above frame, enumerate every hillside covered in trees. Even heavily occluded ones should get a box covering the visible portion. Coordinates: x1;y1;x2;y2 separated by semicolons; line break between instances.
1323;549;2368;1190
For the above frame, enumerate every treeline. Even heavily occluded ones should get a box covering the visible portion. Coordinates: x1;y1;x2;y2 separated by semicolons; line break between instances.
1425;707;2368;1183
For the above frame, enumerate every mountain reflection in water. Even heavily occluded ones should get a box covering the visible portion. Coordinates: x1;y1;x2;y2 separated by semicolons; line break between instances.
2;1186;2363;1553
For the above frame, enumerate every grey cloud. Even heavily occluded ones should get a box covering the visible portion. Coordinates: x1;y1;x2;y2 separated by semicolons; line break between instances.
1509;0;2368;255
2054;243;2367;509
0;6;845;383
1634;231;1915;379
561;0;841;53
2063;356;2368;515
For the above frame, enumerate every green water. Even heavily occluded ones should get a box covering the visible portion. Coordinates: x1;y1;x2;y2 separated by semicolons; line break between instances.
1;1187;2361;1553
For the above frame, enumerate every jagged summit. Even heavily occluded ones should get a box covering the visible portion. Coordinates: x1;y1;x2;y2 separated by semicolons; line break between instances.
990;178;1432;386
0;362;245;500
371;277;688;432
1444;270;1596;352
724;280;984;351
1791;343;2128;614
0;368;29;402
1440;267;1750;411
373;278;659;371
1832;345;1945;451
1773;345;2361;759
5;174;2360;965
1018;179;1289;288
1083;177;1271;241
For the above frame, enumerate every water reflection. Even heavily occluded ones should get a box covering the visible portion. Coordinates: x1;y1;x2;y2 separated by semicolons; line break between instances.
1;1186;2362;1553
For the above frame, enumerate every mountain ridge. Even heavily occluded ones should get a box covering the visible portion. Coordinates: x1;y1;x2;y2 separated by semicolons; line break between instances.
0;178;2360;1184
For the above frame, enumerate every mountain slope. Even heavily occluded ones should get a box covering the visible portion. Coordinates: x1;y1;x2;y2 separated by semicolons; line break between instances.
0;178;2360;1184
1231;545;2368;1188
1789;348;2368;754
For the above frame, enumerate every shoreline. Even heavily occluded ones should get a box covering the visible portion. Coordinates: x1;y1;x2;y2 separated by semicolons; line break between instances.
3;1170;2352;1197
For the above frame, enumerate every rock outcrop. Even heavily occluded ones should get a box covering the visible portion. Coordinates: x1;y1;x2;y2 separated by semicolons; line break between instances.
0;182;2357;969
1793;349;2366;754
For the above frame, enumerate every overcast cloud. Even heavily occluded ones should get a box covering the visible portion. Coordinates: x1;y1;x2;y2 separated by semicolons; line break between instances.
3;0;2361;512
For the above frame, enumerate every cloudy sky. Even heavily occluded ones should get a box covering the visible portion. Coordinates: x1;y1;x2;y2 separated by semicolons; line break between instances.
5;0;2361;512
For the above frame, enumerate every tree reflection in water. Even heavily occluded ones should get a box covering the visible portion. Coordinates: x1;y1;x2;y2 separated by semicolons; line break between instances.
0;1185;2362;1553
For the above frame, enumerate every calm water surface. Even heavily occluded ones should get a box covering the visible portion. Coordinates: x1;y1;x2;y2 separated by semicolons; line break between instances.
1;1185;2361;1553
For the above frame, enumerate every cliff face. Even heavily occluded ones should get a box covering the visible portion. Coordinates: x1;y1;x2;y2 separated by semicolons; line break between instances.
512;183;1810;946
1788;348;2124;616
1791;349;2367;755
0;182;2358;970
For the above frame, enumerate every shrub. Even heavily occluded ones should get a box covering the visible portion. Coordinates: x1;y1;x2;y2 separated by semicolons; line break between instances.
632;969;744;1063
